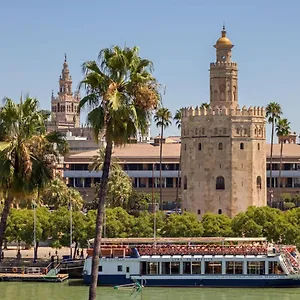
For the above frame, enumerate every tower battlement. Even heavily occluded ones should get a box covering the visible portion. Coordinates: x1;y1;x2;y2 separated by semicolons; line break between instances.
182;105;265;118
210;62;238;68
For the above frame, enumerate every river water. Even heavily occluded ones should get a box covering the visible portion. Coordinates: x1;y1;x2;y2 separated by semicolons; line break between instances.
1;281;300;300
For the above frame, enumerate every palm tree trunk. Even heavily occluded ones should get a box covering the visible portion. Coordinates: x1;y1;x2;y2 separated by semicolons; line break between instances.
159;125;164;210
0;195;13;261
88;141;113;300
269;120;274;206
34;241;39;260
175;150;181;212
279;141;283;190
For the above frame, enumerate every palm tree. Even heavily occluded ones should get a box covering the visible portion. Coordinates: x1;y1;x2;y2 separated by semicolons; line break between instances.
266;102;282;205
154;107;172;210
173;109;182;212
200;102;210;109
0;97;67;260
276;118;291;191
89;147;120;173
79;46;160;300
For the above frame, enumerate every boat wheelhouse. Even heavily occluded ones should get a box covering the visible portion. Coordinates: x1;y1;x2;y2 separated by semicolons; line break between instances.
83;237;300;287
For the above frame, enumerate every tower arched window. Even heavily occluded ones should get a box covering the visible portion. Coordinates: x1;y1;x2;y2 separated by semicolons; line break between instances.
216;176;225;190
240;143;244;150
57;103;60;112
256;176;262;189
71;103;74;113
198;143;202;150
183;176;187;190
218;142;223;150
202;128;205;135
214;128;218;135
258;143;260;150
218;209;222;214
184;144;187;151
195;128;198;135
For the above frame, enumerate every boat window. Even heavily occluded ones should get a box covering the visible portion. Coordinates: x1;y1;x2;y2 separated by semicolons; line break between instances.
117;265;123;272
161;262;171;275
126;267;130;273
98;266;102;272
170;262;180;274
141;262;147;275
247;261;265;275
147;262;159;275
268;261;284;274
183;262;191;274
191;262;201;274
205;261;222;274
226;261;243;274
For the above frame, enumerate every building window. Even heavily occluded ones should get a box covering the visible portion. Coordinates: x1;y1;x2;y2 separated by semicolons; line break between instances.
236;128;239;135
117;265;123;272
218;142;223;150
240;143;244;150
184;144;187;151
216;176;225;190
98;266;102;272
202;128;205;135
218;209;222;214
195;128;198;135
198;143;202;150
258;143;260;150
197;209;201;215
183;176;187;190
126;267;130;273
256;176;262;189
214;128;218;135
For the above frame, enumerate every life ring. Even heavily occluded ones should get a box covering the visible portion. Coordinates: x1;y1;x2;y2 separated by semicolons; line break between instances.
83;270;88;275
12;267;17;273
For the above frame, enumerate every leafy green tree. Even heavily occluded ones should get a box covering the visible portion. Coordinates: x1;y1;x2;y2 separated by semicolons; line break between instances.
40;177;84;210
162;212;203;237
131;212;153;237
276;118;291;189
154;107;172;209
105;207;135;238
173;108;182;211
266;102;282;201
0;97;67;260
201;213;232;237
79;45;160;299
127;191;157;216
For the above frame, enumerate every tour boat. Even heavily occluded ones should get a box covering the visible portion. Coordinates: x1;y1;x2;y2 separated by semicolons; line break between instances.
82;237;300;288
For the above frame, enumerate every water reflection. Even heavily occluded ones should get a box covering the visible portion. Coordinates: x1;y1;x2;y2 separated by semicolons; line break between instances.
0;283;300;300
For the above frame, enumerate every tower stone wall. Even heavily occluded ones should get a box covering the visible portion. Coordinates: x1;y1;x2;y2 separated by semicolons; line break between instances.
181;28;266;218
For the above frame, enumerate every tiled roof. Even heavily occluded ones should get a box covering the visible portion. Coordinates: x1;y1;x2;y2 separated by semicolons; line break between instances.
65;142;300;160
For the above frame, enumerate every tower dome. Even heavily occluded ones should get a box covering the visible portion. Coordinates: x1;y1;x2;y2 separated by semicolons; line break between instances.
214;26;233;49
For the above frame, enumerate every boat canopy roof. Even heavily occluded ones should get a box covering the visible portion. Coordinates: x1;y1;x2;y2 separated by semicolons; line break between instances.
88;237;267;245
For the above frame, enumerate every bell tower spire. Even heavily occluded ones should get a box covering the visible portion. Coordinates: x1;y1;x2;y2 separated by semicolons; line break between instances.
209;26;238;109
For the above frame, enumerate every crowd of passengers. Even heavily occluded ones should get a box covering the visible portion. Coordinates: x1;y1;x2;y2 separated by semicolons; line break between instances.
136;243;269;256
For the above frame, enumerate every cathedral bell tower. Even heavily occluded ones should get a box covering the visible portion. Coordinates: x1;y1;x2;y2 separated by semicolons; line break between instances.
51;54;80;129
209;26;238;109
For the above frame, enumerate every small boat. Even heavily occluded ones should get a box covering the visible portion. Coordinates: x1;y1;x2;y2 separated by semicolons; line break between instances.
82;237;300;288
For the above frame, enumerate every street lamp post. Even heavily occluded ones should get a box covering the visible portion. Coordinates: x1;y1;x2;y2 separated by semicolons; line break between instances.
69;200;73;259
152;163;156;249
33;200;37;263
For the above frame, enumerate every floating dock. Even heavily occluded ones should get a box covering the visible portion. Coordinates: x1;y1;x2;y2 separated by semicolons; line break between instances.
0;272;69;282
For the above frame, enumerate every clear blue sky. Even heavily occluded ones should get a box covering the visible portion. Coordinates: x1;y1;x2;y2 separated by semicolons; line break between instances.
0;0;299;138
